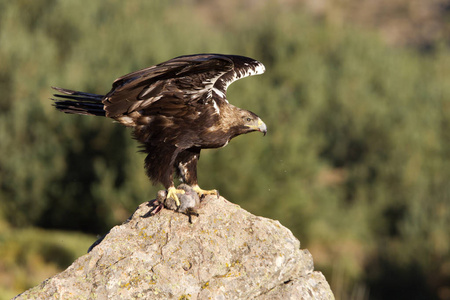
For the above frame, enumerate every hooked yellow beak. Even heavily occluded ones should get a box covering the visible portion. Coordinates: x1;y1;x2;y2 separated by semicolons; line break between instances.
257;118;267;136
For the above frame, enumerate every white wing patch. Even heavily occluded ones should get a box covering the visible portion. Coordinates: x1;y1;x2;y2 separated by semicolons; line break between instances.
117;116;136;126
212;87;225;98
127;95;163;113
223;61;265;90
206;58;265;104
212;100;220;114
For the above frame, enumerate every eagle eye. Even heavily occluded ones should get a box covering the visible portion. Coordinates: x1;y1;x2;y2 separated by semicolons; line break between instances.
246;117;252;122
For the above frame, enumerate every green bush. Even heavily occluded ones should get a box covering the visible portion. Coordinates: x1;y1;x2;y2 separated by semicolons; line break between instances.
0;224;95;299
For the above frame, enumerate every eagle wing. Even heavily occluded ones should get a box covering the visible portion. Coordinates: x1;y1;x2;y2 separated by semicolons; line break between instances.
103;54;265;120
211;55;266;103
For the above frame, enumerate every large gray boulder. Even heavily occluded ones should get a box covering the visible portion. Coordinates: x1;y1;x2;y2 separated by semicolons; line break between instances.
15;190;334;299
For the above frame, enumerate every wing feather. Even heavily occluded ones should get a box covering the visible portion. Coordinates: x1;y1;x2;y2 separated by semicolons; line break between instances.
212;55;266;102
102;54;265;119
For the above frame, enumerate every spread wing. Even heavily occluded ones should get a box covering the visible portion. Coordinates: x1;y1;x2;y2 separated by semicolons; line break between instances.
103;54;265;119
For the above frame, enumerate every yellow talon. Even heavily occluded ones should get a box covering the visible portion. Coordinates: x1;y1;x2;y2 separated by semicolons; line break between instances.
167;187;185;206
192;185;218;198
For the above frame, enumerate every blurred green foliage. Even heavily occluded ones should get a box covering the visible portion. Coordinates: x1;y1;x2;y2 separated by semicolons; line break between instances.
0;221;95;300
1;1;449;299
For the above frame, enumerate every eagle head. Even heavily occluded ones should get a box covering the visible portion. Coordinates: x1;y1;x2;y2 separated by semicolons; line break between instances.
239;110;267;136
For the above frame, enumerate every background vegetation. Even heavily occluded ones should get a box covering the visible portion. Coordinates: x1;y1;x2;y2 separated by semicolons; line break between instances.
1;1;449;299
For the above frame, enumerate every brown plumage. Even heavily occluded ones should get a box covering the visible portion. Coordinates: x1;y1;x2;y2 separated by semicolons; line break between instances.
52;54;266;203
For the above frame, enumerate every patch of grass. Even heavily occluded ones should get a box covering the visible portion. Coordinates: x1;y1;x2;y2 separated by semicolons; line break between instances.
0;225;96;299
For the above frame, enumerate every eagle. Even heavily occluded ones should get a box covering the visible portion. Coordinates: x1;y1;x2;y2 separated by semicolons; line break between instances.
52;54;266;206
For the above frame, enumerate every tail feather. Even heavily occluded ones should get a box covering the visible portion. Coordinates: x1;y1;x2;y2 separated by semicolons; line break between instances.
51;87;106;116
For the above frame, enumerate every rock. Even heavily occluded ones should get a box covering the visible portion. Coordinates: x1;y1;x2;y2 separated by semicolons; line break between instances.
15;192;335;299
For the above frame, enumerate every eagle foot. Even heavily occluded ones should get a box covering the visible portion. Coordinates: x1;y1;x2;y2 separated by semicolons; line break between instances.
166;187;185;207
158;184;201;220
192;185;219;199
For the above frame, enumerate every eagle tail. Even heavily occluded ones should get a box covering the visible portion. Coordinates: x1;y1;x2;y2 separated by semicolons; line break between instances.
51;87;106;116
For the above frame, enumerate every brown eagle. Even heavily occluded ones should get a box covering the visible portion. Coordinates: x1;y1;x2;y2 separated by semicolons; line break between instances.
52;54;266;206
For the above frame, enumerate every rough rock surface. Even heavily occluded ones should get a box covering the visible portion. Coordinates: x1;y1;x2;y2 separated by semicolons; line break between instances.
15;190;334;299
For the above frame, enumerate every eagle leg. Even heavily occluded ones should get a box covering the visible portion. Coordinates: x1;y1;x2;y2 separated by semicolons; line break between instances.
192;184;219;199
167;186;185;207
